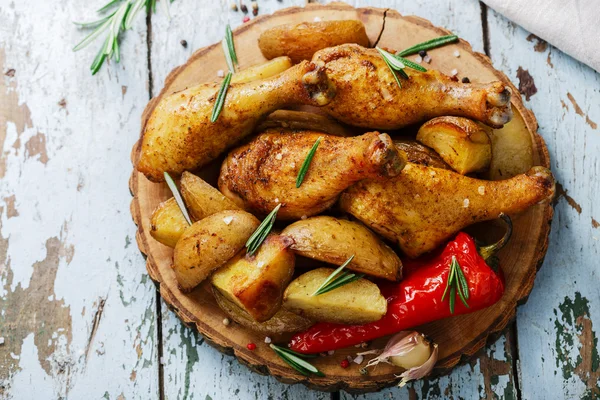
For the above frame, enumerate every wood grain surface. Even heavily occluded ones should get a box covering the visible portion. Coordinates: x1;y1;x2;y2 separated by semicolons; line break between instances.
1;0;598;399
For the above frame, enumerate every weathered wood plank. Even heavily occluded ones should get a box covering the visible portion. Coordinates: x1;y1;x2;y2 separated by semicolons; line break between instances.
0;2;158;399
485;7;600;399
151;1;328;399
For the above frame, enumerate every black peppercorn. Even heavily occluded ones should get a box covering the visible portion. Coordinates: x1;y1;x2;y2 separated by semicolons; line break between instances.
461;77;470;83
180;40;188;48
418;50;427;57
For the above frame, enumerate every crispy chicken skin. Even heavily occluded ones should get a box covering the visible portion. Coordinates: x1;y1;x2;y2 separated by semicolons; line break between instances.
137;61;335;182
219;130;407;219
312;44;513;130
340;163;555;258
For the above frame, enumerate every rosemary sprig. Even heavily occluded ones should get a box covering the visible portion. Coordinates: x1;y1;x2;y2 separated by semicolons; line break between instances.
163;172;192;226
296;137;322;188
246;204;281;256
270;344;324;376
211;24;238;122
73;0;172;75
312;255;363;296
210;72;233;123
441;255;470;313
397;34;459;57
376;47;409;88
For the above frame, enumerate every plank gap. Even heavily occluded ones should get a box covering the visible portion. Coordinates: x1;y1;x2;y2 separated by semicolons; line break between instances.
479;1;490;56
147;6;155;99
510;321;523;400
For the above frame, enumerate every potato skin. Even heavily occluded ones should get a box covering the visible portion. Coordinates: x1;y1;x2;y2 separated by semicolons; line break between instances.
416;116;492;175
283;268;387;324
258;20;370;63
180;172;240;222
282;216;402;281
211;234;295;322
394;139;451;170
230;56;293;84
212;288;313;335
150;198;190;248
173;210;259;292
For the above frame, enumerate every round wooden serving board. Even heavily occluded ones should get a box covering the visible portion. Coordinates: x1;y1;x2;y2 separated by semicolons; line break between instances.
130;2;553;393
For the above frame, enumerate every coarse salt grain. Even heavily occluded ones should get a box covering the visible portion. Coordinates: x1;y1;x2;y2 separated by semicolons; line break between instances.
327;350;335;356
353;355;364;364
223;318;230;326
415;55;423;64
451;69;458;76
0;337;4;345
313;16;322;22
217;69;224;78
463;198;470;208
160;357;165;365
275;153;282;160
257;261;265;268
478;186;485;195
423;55;432;63
274;198;280;203
264;337;272;344
223;216;234;225
453;50;460;58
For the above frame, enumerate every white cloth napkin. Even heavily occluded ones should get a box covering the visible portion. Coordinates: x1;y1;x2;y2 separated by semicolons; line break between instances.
482;0;600;72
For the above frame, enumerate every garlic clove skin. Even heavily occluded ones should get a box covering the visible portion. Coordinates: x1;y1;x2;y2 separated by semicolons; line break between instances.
396;344;438;387
389;334;432;370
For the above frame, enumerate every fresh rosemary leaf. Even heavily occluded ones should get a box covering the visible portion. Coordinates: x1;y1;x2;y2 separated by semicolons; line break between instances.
210;72;232;123
397;34;459;57
97;0;122;13
318;273;364;294
396;56;427;72
453;257;470;300
376;47;404;88
270;344;324;376
456;282;470;308
246;204;281;256
275;347;318;359
226;24;238;68
73;12;116;29
124;0;146;29
376;47;406;70
73;17;113;51
449;286;456;314
163;172;192;226
296;137;322;188
312;255;357;296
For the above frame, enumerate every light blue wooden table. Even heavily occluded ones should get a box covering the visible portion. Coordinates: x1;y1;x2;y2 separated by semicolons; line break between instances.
0;0;598;399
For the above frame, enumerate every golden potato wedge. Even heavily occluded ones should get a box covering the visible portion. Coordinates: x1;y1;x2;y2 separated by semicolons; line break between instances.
173;210;259;292
283;268;387;324
212;287;313;335
394;139;451;170
258;20;370;63
180;171;240;221
257;110;352;137
486;108;534;180
150;197;189;248
230;56;293;84
211;234;295;322
282;216;402;281
417;116;492;175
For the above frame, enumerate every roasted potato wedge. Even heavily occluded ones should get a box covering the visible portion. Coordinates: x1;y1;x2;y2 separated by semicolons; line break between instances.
150;197;189;248
486;107;534;180
173;210;259;292
230;56;293;84
394;139;451;170
282;216;402;281
257;110;351;137
213;288;313;335
283;268;387;324
180;172;240;221
211;234;295;322
417;116;492;175
258;20;370;63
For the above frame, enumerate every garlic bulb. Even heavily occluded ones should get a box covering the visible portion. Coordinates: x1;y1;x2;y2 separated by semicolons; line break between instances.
362;331;438;386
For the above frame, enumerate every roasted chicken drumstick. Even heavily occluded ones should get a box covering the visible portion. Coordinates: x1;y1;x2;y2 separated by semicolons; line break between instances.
340;163;555;258
137;61;335;182
312;44;513;129
219;130;406;219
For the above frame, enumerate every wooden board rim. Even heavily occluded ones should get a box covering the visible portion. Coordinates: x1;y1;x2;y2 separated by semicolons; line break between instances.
130;2;554;393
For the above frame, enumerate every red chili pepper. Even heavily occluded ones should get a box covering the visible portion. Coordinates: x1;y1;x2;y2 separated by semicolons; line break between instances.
289;221;511;354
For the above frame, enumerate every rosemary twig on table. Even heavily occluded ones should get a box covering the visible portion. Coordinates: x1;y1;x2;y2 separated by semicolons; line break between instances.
441;255;470;313
163;172;192;226
73;0;173;75
270;344;323;376
397;34;459;57
312;255;363;296
211;24;238;122
245;204;281;256
296;136;322;188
